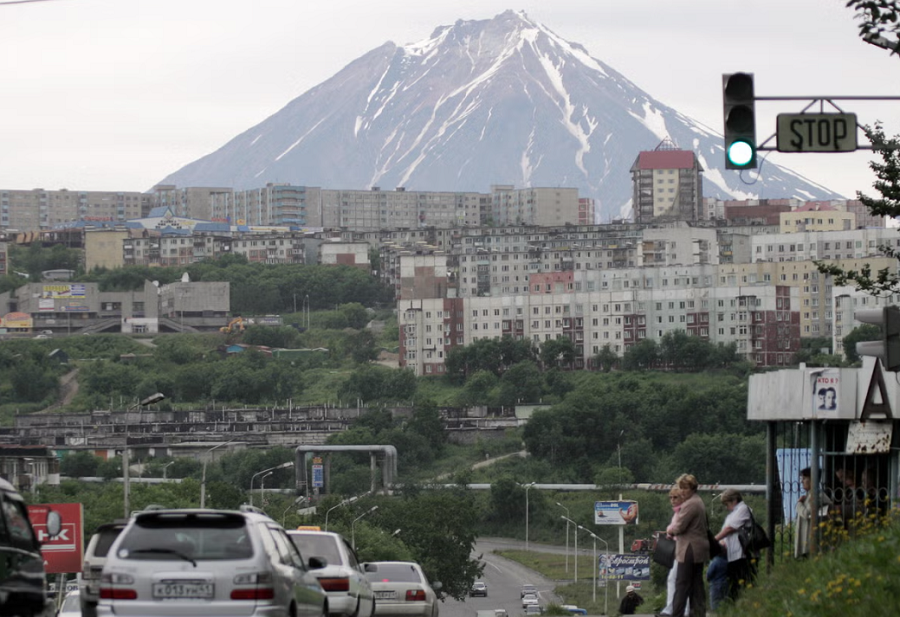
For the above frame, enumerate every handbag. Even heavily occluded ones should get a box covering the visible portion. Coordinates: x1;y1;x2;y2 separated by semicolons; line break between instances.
738;509;771;554
652;536;676;569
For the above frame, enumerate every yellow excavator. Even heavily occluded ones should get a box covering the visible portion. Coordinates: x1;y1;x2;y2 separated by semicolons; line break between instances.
220;316;246;334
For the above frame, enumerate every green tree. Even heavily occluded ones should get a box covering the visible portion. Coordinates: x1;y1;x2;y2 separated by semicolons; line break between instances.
60;452;101;477
621;338;659;370
593;344;619;372
539;337;576;370
842;323;882;363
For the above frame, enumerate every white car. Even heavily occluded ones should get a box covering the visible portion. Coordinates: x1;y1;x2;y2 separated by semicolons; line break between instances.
97;508;328;617
80;519;127;617
288;529;377;617
364;561;441;617
521;593;539;609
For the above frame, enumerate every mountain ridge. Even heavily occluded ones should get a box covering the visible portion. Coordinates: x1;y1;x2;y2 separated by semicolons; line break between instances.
158;10;842;221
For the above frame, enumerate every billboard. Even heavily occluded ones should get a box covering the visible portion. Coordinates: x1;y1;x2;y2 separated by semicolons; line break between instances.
41;284;86;298
27;502;84;574
599;554;651;581
594;500;639;525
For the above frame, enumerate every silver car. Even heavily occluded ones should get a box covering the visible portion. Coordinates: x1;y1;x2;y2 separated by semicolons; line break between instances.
287;530;376;617
363;562;440;617
80;519;127;617
98;508;328;617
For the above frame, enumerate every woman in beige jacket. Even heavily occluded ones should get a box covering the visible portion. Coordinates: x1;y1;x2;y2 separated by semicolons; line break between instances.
666;474;709;617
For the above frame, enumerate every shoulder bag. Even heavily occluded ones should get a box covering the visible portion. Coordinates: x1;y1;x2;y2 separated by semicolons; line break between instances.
738;508;771;554
706;513;723;559
652;536;676;569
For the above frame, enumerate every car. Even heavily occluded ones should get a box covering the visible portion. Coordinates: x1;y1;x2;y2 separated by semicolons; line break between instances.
561;607;586;616
469;581;488;597
288;529;377;617
58;589;82;617
80;519;128;617
363;561;441;617
97;508;328;617
520;584;537;598
0;477;54;617
523;606;544;616
521;593;539;609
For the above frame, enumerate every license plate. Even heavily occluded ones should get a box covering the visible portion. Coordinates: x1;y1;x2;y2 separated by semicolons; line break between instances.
375;591;397;600
152;582;214;599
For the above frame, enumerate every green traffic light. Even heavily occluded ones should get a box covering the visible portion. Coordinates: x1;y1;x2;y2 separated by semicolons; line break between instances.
727;140;755;167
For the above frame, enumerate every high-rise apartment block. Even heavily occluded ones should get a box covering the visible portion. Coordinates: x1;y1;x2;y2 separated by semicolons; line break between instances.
630;141;703;224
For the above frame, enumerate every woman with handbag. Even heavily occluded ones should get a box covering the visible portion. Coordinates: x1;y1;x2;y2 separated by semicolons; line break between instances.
713;488;752;601
666;474;708;617
660;488;689;616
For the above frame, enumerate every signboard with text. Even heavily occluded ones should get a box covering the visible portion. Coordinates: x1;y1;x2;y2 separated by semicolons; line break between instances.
27;502;83;574
599;554;650;581
776;113;857;152
594;500;638;525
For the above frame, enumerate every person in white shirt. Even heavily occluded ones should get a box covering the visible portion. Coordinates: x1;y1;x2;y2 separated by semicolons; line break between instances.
713;488;752;601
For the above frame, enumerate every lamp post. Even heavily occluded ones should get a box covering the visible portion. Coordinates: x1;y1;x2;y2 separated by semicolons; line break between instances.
351;505;378;550
578;525;609;614
259;472;273;506
282;496;307;527
200;439;235;508
162;461;175;480
250;461;294;507
521;482;536;551
556;502;570;573
304;294;310;330
324;494;364;531
561;516;578;582
617;429;625;477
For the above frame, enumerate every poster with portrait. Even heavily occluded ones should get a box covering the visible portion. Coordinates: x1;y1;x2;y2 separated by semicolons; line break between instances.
813;369;840;415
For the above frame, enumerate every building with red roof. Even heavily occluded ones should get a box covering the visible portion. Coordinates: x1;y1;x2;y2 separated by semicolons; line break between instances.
630;139;703;224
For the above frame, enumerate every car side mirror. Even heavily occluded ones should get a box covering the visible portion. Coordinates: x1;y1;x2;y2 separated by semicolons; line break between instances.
308;556;327;569
364;563;378;572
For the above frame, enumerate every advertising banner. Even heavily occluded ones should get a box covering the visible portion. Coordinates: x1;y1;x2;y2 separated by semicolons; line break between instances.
27;502;84;574
3;311;33;328
599;554;651;581
41;284;86;299
594;500;639;525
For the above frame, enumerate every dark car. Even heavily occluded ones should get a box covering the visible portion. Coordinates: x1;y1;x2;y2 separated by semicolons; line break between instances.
469;581;488;597
0;477;54;617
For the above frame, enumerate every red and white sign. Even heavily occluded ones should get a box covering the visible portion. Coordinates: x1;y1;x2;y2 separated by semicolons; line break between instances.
27;503;84;574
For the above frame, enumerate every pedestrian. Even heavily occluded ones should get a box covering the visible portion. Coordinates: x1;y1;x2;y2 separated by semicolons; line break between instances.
794;467;832;558
619;585;644;615
660;487;689;616
713;488;752;601
706;555;728;612
666;474;708;617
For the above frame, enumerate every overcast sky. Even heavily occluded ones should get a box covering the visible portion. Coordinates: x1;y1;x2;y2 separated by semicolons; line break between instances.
2;0;898;199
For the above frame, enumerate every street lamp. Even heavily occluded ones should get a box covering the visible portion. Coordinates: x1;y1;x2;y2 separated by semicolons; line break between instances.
556;502;570;573
617;429;625;477
282;496;307;527
561;516;578;582
578;525;609;614
325;494;365;531
351;505;379;550
304;294;310;330
250;462;294;507
259;472;273;505
162;461;175;480
521;482;536;551
200;440;236;508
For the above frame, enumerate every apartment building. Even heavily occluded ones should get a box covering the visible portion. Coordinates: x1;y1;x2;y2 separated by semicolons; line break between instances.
1;188;150;232
489;186;581;227
630;144;703;224
319;187;485;230
150;185;231;221
780;202;855;232
209;184;323;227
319;241;370;270
0;238;7;277
397;264;800;375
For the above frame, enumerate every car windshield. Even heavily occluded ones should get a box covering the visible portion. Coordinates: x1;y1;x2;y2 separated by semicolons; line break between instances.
291;533;342;565
365;563;421;583
92;527;124;557
117;512;252;561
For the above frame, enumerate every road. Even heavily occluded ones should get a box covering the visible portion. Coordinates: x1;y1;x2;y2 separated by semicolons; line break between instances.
439;539;562;617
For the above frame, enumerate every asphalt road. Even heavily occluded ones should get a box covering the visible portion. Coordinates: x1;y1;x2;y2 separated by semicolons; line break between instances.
439;539;562;617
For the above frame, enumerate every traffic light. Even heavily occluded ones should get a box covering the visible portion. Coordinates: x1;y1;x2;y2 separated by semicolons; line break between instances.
855;306;900;371
722;72;757;169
